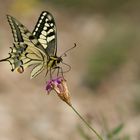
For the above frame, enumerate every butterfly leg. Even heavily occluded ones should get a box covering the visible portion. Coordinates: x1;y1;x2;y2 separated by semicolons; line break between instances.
50;68;58;79
45;68;48;77
53;66;65;79
49;68;53;79
57;66;60;77
59;66;65;80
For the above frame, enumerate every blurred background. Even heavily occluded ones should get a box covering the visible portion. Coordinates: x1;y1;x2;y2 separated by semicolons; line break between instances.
0;0;140;140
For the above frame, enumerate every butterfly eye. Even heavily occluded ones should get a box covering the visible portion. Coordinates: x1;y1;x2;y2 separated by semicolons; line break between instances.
57;57;62;63
17;66;24;73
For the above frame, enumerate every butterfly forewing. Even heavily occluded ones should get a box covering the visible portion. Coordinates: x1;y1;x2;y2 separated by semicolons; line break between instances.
7;15;46;54
32;11;57;56
7;16;24;42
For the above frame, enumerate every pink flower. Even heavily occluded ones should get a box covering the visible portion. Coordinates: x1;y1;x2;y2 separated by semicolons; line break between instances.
46;77;62;93
46;77;71;105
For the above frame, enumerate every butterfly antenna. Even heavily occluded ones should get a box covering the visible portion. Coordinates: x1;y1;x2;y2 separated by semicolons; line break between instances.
61;61;71;73
60;43;77;57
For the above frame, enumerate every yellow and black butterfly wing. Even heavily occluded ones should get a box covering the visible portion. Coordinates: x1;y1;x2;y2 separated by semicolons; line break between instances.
1;15;48;79
32;11;57;57
7;15;46;54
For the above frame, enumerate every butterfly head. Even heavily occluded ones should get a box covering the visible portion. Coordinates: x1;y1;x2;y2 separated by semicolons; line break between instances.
57;57;63;64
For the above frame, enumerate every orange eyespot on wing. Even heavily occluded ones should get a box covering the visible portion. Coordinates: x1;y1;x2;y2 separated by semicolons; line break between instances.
17;66;24;73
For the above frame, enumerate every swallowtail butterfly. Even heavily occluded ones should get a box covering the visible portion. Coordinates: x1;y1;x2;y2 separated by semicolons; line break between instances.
0;11;74;79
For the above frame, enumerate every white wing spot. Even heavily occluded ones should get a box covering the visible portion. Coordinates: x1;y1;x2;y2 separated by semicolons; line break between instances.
50;23;54;27
47;35;55;42
42;12;47;16
47;15;52;20
41;15;44;19
42;44;47;48
41;31;47;36
39;19;42;23
40;34;46;39
45;23;49;27
39;38;47;44
37;23;41;27
35;27;38;31
48;29;54;34
45;18;49;22
43;27;47;30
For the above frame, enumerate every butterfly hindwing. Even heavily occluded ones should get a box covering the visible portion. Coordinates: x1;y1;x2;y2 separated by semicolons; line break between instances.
5;15;48;78
32;11;57;56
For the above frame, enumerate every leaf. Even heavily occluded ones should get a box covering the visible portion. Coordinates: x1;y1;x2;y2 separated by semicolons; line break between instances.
107;123;124;139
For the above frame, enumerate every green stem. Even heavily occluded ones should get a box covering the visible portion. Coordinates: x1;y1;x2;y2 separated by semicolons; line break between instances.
69;104;103;140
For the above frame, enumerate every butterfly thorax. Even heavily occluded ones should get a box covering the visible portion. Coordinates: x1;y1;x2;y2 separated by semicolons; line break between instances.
47;56;62;68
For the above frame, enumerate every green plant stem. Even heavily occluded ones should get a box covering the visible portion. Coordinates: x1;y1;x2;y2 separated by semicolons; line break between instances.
69;104;103;140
